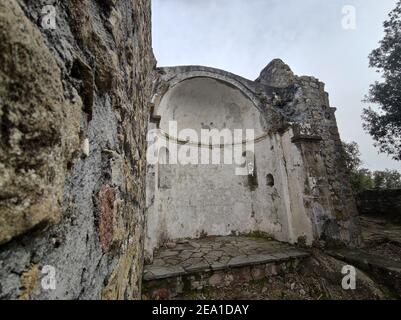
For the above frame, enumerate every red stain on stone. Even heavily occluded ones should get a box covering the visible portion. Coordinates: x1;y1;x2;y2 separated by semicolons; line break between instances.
151;288;170;300
98;185;116;253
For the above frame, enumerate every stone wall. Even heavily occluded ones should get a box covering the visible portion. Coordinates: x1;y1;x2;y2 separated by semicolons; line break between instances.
356;189;401;221
257;60;360;245
0;0;155;299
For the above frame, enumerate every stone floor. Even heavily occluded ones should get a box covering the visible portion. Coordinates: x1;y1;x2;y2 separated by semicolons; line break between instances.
359;216;401;246
143;236;310;281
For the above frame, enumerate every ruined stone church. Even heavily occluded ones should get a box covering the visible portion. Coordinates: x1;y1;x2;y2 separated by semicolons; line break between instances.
0;0;359;299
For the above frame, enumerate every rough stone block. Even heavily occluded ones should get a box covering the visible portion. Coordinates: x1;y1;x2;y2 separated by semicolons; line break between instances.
251;266;266;280
0;0;81;245
232;267;252;283
265;263;280;276
208;273;224;287
146;265;186;280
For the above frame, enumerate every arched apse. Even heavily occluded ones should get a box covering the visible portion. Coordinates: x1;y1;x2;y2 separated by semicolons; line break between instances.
156;76;267;139
145;75;295;258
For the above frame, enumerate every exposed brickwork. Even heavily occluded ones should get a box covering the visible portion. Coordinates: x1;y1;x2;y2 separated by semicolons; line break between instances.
98;185;116;253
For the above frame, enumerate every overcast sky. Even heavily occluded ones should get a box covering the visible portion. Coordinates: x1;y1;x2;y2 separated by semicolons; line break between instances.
153;0;400;171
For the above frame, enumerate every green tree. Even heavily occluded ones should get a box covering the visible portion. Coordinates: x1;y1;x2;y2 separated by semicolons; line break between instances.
373;169;401;189
363;0;401;161
342;141;362;172
350;168;374;194
342;141;374;193
373;171;386;189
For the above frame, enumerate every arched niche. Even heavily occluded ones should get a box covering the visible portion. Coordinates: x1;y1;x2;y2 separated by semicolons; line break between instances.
145;75;293;259
156;77;267;138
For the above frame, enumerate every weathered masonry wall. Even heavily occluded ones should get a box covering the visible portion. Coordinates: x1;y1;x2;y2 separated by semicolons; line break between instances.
356;189;401;222
0;0;155;299
145;63;360;259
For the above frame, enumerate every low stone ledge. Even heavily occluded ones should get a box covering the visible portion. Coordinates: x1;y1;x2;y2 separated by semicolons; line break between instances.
143;258;309;299
143;265;186;281
144;248;310;281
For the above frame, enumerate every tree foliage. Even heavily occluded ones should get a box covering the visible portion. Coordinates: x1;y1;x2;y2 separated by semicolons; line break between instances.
342;141;362;172
363;0;401;161
342;141;401;193
372;169;401;189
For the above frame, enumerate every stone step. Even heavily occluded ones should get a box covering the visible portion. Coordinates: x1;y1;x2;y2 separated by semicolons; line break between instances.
142;236;310;299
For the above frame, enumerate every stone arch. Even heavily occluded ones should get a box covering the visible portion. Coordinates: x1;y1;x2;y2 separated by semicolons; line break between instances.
144;65;327;259
160;75;260;110
154;76;267;141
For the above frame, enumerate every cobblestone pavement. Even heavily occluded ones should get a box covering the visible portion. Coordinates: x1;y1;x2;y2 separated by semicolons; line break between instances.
144;236;309;281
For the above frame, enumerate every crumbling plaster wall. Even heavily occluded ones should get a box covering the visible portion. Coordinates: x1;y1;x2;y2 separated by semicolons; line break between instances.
259;60;360;244
0;0;155;299
145;62;360;259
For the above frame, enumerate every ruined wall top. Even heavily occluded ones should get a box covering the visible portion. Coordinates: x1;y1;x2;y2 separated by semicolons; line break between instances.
152;59;330;133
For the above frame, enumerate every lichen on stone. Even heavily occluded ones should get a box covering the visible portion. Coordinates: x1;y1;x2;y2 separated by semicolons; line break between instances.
0;0;81;245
